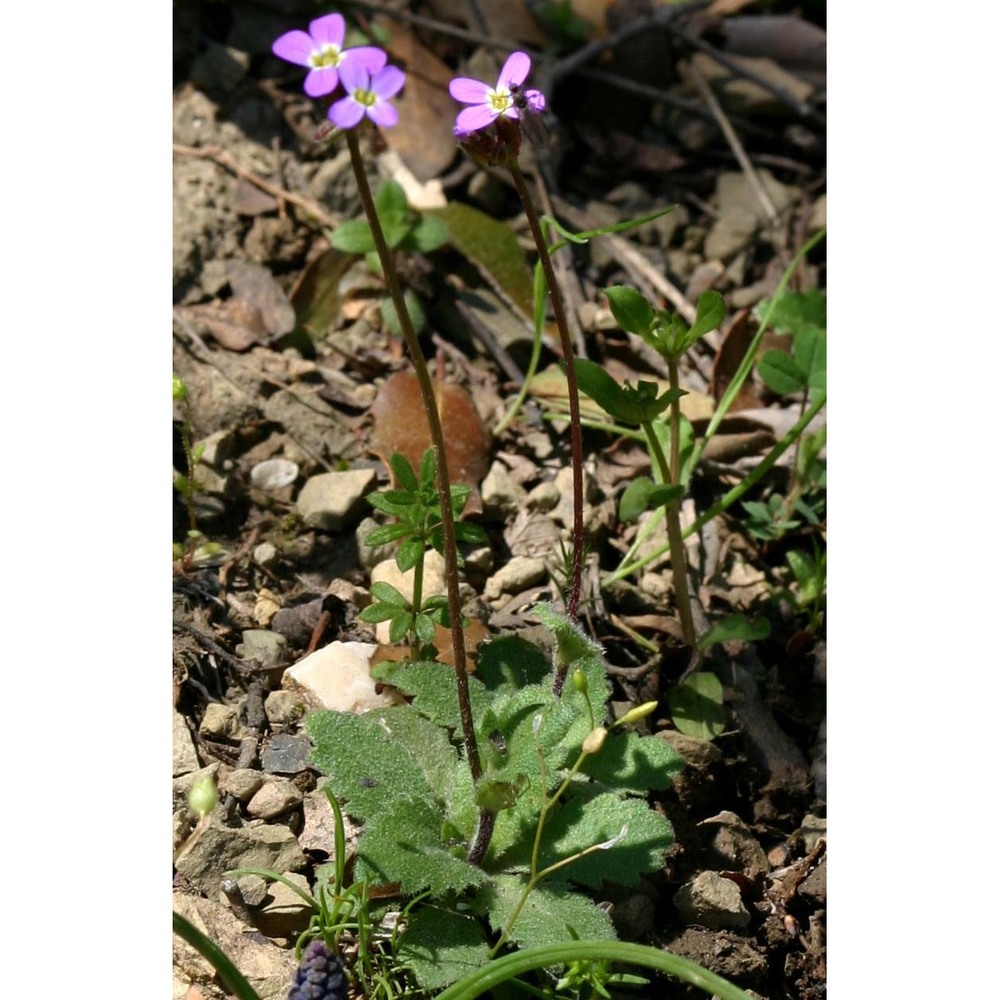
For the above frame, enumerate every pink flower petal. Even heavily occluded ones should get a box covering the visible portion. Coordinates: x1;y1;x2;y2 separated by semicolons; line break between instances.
372;65;406;99
524;88;546;112
455;104;496;133
498;51;530;89
330;97;366;130
367;102;399;128
449;77;490;103
272;30;315;67
309;13;345;48
304;65;339;97
338;58;370;92
341;46;387;75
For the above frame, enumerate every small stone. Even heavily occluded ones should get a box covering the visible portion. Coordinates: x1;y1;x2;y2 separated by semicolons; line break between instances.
296;469;376;531
195;429;235;469
218;768;264;803
611;893;656;939
800;813;827;853
247;778;302;820
250;458;299;492
698;810;769;882
260;734;312;775
174;810;306;898
237;630;287;668
253;872;313;938
299;785;362;855
672;871;751;929
264;690;305;726
253;543;279;567
481;461;528;519
463;545;493;576
173;711;200;777
657;730;723;768
235;873;269;907
484;555;547;601
199;703;245;741
797;858;826;906
525;480;561;512
356;516;396;569
253;587;282;627
282;641;400;713
188;42;250;94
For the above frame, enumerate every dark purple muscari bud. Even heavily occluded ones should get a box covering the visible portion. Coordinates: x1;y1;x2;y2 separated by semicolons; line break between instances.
288;940;347;1000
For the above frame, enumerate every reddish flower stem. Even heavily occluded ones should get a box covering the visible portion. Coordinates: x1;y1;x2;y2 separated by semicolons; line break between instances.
345;131;493;859
507;161;585;693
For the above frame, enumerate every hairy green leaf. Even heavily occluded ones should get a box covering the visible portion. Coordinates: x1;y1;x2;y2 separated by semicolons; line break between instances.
758;349;806;395
476;875;616;949
397;906;490;989
580;729;684;793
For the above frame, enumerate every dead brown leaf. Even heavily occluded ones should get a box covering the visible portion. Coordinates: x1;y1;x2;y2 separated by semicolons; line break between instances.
369;372;492;509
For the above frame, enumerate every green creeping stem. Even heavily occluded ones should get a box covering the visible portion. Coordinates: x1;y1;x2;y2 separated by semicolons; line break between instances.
173;912;262;1000
435;939;753;1000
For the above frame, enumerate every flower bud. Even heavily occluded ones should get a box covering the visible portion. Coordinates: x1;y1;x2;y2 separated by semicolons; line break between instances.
582;726;607;755
188;773;218;819
571;669;588;694
616;700;659;728
172;375;187;401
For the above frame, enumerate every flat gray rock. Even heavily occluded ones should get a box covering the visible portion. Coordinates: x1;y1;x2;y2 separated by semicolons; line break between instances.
261;733;312;775
673;871;751;930
296;468;376;531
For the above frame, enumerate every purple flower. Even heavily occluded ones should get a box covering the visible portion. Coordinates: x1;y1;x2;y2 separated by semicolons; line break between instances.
272;13;386;98
448;52;546;136
329;60;406;129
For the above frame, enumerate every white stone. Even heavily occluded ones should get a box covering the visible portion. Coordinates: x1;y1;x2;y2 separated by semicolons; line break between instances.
296;469;376;531
282;641;400;713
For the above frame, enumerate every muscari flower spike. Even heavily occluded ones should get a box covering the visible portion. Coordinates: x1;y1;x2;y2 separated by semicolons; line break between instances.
272;12;386;98
329;59;406;129
288;940;347;1000
448;51;545;136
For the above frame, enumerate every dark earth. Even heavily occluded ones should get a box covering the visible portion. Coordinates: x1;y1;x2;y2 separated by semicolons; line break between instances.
172;2;826;998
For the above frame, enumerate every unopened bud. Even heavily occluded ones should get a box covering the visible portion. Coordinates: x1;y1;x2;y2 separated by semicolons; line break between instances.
172;375;187;401
616;700;659;727
582;726;607;755
571;669;588;694
188;774;218;819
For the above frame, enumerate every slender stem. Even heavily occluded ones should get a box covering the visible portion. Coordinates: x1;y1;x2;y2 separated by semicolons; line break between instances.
345;132;488;835
611;390;826;582
643;410;696;648
507;161;585;664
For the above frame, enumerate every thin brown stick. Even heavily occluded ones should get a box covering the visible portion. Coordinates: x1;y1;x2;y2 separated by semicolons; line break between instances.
683;62;779;227
173;143;341;230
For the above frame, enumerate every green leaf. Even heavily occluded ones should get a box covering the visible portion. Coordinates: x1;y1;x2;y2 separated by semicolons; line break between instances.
537;791;674;888
697;614;771;649
363;522;412;547
580;729;684;793
369;581;408;607
357;601;403;624
603;286;654;336
306;706;437;820
397;906;490;990
413;612;438;645
476;875;616;950
395;538;425;574
475;634;553;690
619;477;684;522
391;452;419;493
382;289;425;336
328;219;375;254
668;672;726;741
688;291;726;340
354;795;487;895
425;203;533;318
408;215;450;253
453;520;487;545
758;349;807;395
756;288;826;338
371;659;492;731
388;611;413;643
375;179;408;219
795;326;826;393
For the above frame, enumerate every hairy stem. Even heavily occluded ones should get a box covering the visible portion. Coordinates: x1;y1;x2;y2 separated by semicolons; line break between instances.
345;132;487;830
507;160;585;686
